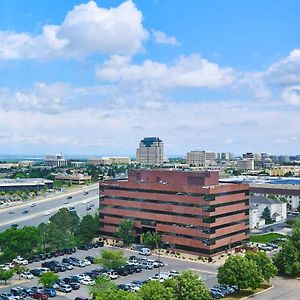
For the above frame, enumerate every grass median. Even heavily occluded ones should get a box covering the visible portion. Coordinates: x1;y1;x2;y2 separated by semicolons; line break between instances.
223;283;272;299
250;233;286;244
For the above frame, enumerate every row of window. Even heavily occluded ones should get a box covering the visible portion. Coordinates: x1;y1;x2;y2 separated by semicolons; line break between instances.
99;213;249;235
99;204;248;222
103;185;249;200
101;194;248;211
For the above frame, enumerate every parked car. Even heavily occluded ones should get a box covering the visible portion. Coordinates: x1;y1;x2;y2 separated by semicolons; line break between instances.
138;248;151;256
10;287;27;297
20;271;34;279
68;282;80;290
58;284;72;293
31;292;49;300
74;297;88;300
13;256;29;265
80;278;95;285
106;271;118;280
85;256;95;263
43;288;56;298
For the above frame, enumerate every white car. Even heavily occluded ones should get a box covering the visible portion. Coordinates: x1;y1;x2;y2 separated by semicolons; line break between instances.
168;270;179;277
138;247;151;256
76;274;90;281
44;212;51;216
0;264;10;271
80;278;95;285
20;272;34;279
81;259;91;266
30;203;36;207
13;257;28;265
107;271;118;280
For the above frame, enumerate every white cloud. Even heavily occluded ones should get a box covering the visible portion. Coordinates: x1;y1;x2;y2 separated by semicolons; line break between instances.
96;54;235;89
0;0;148;60
0;97;299;155
0;82;72;113
264;49;300;86
152;30;179;46
281;86;300;106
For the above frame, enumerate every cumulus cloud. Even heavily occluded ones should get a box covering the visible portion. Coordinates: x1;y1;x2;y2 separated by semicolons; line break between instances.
0;0;148;60
281;86;300;105
96;54;235;89
264;49;300;86
0;82;72;113
152;30;179;46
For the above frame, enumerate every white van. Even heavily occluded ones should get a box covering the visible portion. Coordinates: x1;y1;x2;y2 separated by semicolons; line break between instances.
138;247;151;256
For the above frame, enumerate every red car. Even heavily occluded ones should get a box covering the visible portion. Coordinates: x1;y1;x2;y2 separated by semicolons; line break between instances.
31;292;49;300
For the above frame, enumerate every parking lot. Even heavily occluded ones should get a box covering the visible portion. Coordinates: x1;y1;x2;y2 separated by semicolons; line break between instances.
0;245;218;300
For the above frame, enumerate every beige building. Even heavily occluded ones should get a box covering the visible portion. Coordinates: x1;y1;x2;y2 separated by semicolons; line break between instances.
55;173;91;185
187;151;216;166
88;156;131;165
136;137;164;165
237;159;254;171
268;166;300;177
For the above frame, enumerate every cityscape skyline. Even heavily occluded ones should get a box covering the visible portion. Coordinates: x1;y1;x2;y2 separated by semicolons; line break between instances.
0;0;299;155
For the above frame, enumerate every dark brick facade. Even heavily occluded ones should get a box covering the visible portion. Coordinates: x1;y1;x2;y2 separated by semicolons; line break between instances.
99;169;249;257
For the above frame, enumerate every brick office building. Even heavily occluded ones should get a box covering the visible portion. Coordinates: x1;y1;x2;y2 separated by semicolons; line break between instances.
99;169;249;257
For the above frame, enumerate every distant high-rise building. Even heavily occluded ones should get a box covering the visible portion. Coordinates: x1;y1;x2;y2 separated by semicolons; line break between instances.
242;152;254;159
221;152;232;160
136;137;164;165
187;151;216;166
44;154;67;167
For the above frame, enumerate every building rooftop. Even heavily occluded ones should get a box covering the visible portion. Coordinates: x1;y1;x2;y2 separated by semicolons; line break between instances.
0;178;53;186
141;137;162;147
250;195;283;205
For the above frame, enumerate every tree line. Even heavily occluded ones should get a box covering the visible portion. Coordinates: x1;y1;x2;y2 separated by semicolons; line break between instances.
0;208;99;262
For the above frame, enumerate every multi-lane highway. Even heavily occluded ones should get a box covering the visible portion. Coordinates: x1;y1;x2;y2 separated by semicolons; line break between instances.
0;185;99;231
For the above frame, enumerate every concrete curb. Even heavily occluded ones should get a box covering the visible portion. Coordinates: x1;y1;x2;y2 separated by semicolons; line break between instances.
240;284;274;299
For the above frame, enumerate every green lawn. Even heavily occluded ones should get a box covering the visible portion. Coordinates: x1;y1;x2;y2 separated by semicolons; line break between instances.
224;284;272;299
250;233;286;244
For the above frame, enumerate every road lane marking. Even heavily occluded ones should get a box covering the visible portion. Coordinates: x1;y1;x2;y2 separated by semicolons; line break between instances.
0;195;98;227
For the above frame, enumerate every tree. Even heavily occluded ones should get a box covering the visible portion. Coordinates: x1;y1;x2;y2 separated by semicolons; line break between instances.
273;241;300;277
0;226;40;259
218;255;263;290
97;249;127;270
49;208;79;233
164;270;212;300
89;275;140;300
116;219;135;246
0;269;15;285
13;264;29;280
273;218;300;277
77;214;99;243
38;271;59;287
141;232;161;249
139;280;175;300
89;275;117;298
245;251;277;282
262;207;272;224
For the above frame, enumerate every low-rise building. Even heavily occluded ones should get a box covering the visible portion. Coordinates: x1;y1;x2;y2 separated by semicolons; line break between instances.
70;161;86;167
88;156;131;165
0;178;53;192
187;151;216;166
250;183;300;210
237;159;254;171
249;195;287;229
55;173;92;185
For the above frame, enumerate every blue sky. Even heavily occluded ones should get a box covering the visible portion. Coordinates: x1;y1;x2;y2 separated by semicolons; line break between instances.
0;0;299;156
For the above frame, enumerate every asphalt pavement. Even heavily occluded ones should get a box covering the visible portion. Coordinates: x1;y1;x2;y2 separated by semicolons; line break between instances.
0;185;99;231
0;245;219;300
